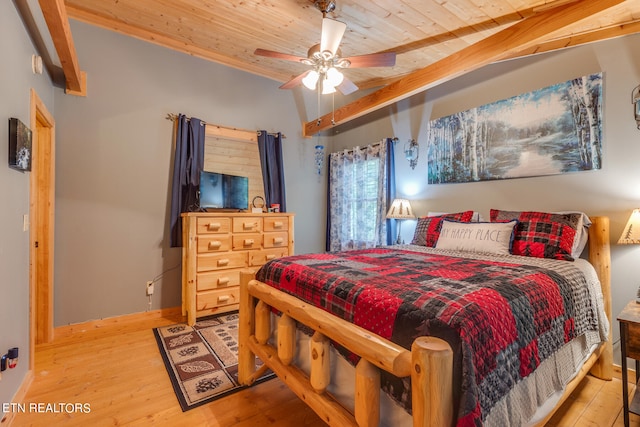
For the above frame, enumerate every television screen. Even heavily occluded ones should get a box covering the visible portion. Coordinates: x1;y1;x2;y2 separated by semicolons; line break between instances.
199;171;249;210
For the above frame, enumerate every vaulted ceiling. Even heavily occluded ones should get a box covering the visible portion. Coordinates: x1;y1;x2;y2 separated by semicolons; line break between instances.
33;0;640;134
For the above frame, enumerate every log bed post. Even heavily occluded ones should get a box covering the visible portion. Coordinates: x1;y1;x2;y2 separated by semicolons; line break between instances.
588;216;613;380
411;337;454;427
238;270;257;385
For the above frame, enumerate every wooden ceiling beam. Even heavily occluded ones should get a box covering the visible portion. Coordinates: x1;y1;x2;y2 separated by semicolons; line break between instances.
509;18;640;58
38;0;85;95
302;0;624;137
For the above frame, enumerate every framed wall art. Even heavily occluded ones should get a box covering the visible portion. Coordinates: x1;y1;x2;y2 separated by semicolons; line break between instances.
8;117;32;172
426;73;603;184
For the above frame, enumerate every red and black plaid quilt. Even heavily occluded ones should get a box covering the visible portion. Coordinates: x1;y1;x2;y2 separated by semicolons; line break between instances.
255;248;600;426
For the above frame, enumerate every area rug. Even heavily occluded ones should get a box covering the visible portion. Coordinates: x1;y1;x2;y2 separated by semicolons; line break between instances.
153;311;273;411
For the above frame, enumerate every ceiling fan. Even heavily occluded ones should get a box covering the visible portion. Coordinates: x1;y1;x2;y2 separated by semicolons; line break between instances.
254;0;396;95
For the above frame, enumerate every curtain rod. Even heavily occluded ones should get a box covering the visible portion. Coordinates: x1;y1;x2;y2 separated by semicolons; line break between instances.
339;138;397;155
165;113;286;138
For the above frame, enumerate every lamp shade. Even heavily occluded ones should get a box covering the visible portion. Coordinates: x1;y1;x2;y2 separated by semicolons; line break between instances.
302;70;319;90
619;208;640;244
386;199;415;219
326;67;344;87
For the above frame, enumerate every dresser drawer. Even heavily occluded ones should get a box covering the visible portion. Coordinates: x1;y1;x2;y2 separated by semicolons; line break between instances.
197;235;232;253
249;248;289;266
197;252;247;272
197;217;231;234
232;233;262;250
264;216;289;232
263;231;289;248
626;322;640;359
197;288;240;311
233;217;262;233
196;270;240;291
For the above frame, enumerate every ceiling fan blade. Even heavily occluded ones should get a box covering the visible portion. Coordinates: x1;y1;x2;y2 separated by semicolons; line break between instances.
254;48;307;63
343;52;396;68
337;77;358;95
320;18;347;55
279;70;311;90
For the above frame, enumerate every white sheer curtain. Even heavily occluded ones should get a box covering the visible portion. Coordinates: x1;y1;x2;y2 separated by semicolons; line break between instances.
328;142;388;251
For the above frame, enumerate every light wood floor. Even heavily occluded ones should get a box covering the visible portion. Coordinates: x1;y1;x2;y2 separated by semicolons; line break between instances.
5;309;640;426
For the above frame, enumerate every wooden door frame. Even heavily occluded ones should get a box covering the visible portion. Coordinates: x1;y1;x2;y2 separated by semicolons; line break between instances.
29;89;55;369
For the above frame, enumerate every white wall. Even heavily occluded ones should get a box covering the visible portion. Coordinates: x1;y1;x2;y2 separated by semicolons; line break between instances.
0;1;55;411
332;35;640;362
51;20;327;326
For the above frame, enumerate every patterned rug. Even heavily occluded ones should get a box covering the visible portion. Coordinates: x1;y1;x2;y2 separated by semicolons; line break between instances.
153;311;273;411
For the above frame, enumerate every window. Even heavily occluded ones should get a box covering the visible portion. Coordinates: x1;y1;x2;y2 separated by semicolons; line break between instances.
328;143;390;251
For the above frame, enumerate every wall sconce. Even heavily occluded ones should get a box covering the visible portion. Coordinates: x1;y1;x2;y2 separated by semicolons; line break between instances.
633;85;640;130
314;144;325;176
0;347;19;371
386;198;415;244
404;139;419;170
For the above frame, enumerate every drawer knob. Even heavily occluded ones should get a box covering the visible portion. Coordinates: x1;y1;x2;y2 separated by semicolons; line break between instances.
218;295;230;303
244;238;254;246
273;237;284;244
208;241;222;250
243;222;257;230
273;221;283;229
266;254;276;260
218;277;230;286
217;259;229;267
207;222;221;231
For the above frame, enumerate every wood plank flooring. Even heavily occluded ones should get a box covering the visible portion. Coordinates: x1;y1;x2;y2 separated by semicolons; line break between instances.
4;309;640;426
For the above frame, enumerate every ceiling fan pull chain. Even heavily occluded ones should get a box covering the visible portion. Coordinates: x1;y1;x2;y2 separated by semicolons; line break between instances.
331;92;336;125
316;84;322;127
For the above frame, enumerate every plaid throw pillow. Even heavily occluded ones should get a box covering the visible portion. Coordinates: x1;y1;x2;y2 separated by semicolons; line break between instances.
411;211;474;247
490;209;581;261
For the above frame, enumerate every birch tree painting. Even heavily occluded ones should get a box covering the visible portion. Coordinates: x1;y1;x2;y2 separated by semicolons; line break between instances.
427;73;602;184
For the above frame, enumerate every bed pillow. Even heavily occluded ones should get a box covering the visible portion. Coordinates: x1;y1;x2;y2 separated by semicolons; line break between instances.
554;211;591;258
428;211;485;222
435;220;518;255
490;209;582;261
411;211;474;247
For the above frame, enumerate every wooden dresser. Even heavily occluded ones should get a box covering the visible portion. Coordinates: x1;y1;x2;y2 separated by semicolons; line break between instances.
181;212;294;325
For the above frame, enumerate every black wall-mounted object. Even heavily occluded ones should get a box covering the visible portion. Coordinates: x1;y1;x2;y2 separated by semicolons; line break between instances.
8;118;32;172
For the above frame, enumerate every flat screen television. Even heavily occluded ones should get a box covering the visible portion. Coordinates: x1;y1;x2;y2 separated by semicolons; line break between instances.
199;171;249;210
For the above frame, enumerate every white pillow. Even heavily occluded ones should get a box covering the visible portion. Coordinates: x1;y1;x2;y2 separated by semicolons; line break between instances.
428;211;485;222
435;220;517;255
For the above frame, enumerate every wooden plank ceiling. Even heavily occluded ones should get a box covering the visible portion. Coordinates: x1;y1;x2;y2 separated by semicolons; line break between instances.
59;0;640;132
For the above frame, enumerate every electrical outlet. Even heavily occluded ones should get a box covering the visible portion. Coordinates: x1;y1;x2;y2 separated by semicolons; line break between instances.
146;281;154;296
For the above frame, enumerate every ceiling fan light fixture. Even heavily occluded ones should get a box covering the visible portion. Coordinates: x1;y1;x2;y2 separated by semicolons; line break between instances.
302;70;320;90
254;0;395;97
321;79;336;94
335;58;351;68
326;67;344;87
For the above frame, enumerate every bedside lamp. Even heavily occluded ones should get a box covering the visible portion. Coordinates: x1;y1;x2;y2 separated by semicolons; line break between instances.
386;198;415;244
619;209;640;244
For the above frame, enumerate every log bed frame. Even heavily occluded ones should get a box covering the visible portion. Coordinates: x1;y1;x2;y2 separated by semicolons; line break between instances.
238;216;613;427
